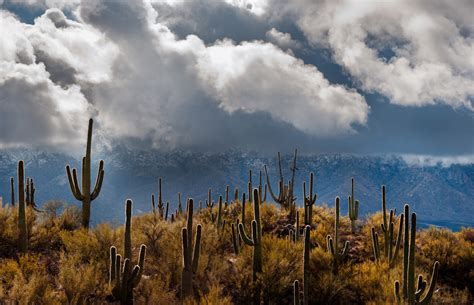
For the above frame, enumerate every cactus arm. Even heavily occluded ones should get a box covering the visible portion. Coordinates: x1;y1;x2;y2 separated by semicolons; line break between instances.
294;280;300;305
403;204;410;298
264;165;280;203
165;202;169;220
394;281;401;304
66;165;84;200
238;222;255;246
389;221;394;261
327;236;335;255
91;160;104;200
216;196;223;229
417;261;439;305
391;214;404;266
341;241;349;258
132;244;146;287
192;224;202;273
371;227;381;261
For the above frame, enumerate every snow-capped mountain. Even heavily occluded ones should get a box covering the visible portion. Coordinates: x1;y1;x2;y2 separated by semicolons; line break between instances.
0;147;472;230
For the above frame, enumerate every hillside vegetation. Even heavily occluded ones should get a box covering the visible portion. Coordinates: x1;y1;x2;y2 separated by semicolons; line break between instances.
0;119;472;305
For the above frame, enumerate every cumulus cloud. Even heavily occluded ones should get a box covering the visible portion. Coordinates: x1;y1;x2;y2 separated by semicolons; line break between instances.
265;28;301;50
261;0;474;110
0;0;371;151
0;9;115;149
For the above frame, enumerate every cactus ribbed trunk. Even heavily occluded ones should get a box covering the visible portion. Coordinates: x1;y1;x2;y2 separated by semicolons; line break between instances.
18;161;28;252
66;118;104;229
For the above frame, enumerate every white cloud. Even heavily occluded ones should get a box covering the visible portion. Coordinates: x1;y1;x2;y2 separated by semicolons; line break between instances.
1;0;369;150
401;154;474;167
265;0;474;110
265;28;301;50
5;0;81;10
196;39;367;135
0;9;113;149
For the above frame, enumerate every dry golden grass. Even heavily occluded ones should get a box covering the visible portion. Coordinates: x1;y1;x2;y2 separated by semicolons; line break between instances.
0;202;471;304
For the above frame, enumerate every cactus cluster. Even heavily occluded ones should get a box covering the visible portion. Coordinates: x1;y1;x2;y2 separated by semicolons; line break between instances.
394;205;440;305
302;172;316;226
348;178;359;233
265;149;298;213
326;197;349;274
371;186;404;266
109;199;146;305
66;118;104;229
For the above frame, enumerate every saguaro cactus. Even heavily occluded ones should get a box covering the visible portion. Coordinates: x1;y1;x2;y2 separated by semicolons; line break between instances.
303;173;316;226
109;243;146;305
265;149;297;212
181;199;202;299
394;205;440;305
258;170;267;202
17;161;28;252
238;189;263;281
371;185;404;267
25;178;35;207
348;178;359;233
303;225;310;305
326;197;349;274
10;177;15;207
66;118;104;229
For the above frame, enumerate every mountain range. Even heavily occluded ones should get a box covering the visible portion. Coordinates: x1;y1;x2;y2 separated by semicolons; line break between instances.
0;147;472;230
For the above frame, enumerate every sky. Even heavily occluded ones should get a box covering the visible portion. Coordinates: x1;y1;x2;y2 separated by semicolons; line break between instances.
0;0;473;159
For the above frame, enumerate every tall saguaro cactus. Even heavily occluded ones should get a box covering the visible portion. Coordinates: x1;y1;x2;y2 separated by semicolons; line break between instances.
66;118;105;229
109;200;146;305
348;178;359;233
10;177;15;207
265;149;298;212
17;161;28;252
394;205;440;305
326;197;349;274
238;189;263;281
303;225;310;305
181;199;202;299
303;172;316;226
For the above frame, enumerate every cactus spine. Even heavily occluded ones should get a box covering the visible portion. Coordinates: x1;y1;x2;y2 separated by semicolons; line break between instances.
371;186;404;267
348;178;359;233
238;189;262;281
303;173;316;226
265;149;297;213
17;161;28;252
181;199;202;299
394;205;440;305
109;202;147;305
326;197;349;274
66;118;104;229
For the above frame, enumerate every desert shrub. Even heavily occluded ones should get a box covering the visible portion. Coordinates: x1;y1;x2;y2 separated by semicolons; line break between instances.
418;227;474;294
57;253;107;304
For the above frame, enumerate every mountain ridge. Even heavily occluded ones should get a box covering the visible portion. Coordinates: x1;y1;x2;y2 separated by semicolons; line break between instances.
0;147;472;230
